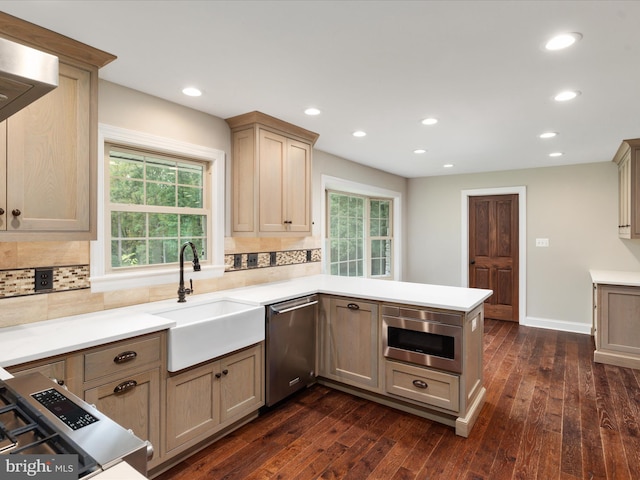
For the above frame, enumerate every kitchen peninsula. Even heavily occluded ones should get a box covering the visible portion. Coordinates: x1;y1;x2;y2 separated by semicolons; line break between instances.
0;275;491;475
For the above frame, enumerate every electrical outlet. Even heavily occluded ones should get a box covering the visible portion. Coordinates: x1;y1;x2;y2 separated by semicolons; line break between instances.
233;254;242;269
535;238;550;247
34;268;54;291
306;249;312;262
247;253;258;268
270;252;277;266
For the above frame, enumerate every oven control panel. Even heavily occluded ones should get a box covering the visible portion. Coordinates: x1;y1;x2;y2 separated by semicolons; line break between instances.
32;388;99;430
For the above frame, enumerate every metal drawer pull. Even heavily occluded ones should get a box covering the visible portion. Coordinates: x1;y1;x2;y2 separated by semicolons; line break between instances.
113;380;137;394
347;303;360;310
412;380;428;389
113;351;137;364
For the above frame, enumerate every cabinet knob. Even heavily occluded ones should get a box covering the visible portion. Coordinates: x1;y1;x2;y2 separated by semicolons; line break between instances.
347;303;360;310
0;208;4;215
222;369;229;376
11;209;21;217
215;373;222;379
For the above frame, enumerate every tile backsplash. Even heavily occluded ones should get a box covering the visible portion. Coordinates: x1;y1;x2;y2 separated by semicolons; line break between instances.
0;237;322;328
0;248;321;299
0;265;90;299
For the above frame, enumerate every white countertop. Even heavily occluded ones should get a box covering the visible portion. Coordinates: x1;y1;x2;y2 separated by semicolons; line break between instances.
0;274;492;368
590;270;640;287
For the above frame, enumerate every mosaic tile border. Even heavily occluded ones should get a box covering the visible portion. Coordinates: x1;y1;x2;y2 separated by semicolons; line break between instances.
225;248;321;272
0;265;90;299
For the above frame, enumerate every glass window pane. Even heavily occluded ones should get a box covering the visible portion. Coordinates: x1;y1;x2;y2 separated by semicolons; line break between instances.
148;213;178;237
146;158;177;182
111;211;145;238
178;163;203;186
147;183;176;206
178;186;203;208
149;239;178;264
111;240;147;268
109;152;144;179
180;215;206;237
110;178;144;204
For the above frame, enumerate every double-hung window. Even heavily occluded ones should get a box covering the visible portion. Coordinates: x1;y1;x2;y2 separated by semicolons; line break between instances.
106;144;210;271
327;191;393;278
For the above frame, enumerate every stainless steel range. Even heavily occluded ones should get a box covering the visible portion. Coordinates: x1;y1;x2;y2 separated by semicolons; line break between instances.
0;372;151;478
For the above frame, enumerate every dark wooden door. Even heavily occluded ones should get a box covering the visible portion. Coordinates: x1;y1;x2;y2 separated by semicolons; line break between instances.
469;194;519;322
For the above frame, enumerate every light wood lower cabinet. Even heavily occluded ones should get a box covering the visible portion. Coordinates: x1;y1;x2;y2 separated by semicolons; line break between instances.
84;368;161;464
318;296;380;391
80;332;165;469
165;343;264;454
385;360;460;412
594;283;640;369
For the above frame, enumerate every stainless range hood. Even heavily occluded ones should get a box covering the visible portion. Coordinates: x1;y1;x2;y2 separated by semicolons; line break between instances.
0;36;58;122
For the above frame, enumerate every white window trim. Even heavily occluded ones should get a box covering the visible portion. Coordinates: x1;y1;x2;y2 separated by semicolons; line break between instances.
90;124;226;293
321;175;402;281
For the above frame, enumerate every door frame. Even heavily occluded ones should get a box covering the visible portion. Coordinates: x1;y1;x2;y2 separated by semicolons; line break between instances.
461;186;527;324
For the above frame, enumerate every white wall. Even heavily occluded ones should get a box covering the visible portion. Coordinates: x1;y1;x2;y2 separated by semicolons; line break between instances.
406;161;640;332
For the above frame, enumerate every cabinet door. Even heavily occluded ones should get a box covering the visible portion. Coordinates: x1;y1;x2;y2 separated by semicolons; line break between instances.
220;343;264;422
231;127;256;233
165;362;221;452
285;139;311;233
5;62;91;232
595;284;640;368
258;129;286;232
84;368;161;459
327;298;379;389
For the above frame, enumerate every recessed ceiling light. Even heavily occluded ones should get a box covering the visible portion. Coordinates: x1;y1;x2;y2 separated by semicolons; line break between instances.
443;163;454;168
304;107;321;116
182;87;202;97
352;130;367;137
554;90;580;102
549;152;563;157
414;149;427;154
539;132;557;139
421;118;438;126
545;32;582;51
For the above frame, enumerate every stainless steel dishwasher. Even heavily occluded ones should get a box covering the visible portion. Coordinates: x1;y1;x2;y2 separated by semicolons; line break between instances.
265;294;318;406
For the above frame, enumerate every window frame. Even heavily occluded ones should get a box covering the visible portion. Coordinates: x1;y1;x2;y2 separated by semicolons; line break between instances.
326;190;394;279
106;144;210;272
90;124;225;293
321;175;402;281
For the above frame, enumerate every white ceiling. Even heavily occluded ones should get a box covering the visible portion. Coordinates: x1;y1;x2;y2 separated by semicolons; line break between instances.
2;0;640;178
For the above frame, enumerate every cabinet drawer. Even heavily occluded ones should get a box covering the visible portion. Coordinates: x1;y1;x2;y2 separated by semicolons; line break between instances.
84;335;161;382
385;361;459;412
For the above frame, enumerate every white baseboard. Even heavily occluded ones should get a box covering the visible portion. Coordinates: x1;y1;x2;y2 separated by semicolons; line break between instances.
521;316;592;335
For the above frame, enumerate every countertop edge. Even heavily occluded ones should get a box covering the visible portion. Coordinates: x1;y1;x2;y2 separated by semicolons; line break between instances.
1;275;492;368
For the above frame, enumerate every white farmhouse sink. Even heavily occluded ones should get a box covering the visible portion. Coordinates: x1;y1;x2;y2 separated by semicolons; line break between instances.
155;299;265;372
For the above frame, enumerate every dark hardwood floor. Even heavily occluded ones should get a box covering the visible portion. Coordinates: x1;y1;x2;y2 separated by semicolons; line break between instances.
154;319;640;480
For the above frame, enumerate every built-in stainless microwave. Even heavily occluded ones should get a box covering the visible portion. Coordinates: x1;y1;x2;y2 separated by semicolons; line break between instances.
382;305;462;374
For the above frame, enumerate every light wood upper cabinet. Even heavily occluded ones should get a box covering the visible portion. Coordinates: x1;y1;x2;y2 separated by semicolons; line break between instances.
226;111;318;237
0;12;115;241
612;138;640;239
